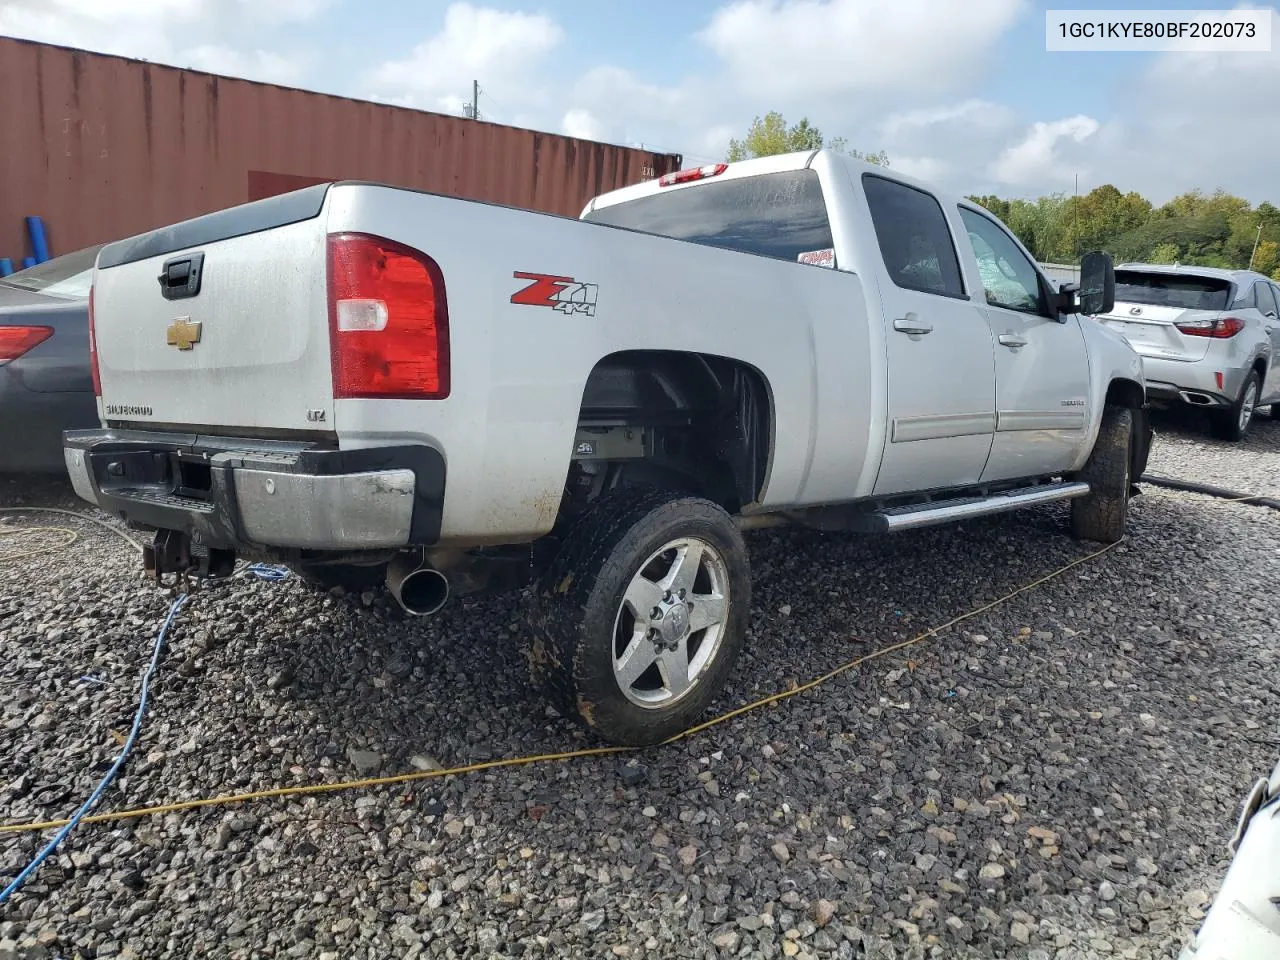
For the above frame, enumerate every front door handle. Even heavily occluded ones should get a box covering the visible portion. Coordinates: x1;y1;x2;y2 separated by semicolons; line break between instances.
998;333;1028;349
893;315;933;336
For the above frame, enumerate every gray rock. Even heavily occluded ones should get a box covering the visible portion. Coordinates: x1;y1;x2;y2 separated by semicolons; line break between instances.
346;748;383;776
2;453;1275;960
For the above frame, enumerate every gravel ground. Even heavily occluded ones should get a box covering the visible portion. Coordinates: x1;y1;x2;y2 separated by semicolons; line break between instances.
1;414;1277;960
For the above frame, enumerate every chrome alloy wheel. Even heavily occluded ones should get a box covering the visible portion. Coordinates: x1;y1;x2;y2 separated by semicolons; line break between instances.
611;537;729;708
1240;379;1258;432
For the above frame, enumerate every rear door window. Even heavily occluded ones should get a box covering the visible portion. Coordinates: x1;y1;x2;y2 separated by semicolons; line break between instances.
1265;284;1280;317
1252;281;1278;316
1231;283;1258;310
862;174;965;298
582;170;834;264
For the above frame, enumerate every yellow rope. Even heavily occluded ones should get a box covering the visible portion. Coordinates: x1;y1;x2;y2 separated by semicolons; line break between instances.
0;507;142;553
0;526;80;562
0;539;1121;835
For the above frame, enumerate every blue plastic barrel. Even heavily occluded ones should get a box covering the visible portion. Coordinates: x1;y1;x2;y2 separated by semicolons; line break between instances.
25;216;50;263
0;258;12;276
21;257;36;269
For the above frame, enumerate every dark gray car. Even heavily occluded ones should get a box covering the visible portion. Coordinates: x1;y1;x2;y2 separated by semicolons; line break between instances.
0;245;102;472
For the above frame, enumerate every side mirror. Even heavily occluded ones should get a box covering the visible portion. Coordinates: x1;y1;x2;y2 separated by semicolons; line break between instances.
1078;251;1115;316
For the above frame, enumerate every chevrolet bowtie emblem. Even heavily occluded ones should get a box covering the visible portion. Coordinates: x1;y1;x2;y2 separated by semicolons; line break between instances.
166;318;202;350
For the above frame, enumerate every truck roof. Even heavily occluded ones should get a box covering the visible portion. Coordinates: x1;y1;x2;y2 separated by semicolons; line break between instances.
584;148;981;221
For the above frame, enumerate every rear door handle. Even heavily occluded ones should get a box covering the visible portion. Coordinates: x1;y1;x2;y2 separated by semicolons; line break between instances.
893;315;933;336
998;333;1028;349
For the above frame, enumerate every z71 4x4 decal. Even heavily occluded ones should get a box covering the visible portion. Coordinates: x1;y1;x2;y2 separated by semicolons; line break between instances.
511;272;599;317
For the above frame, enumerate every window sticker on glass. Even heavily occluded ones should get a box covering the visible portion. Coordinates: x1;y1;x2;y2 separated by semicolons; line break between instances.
798;248;835;268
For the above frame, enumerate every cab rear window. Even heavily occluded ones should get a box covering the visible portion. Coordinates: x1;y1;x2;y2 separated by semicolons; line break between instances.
583;170;834;264
1114;271;1231;311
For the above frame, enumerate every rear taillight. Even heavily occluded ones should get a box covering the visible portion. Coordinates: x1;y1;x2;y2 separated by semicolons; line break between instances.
327;233;450;400
88;284;101;396
0;325;53;365
1175;316;1245;339
658;163;729;187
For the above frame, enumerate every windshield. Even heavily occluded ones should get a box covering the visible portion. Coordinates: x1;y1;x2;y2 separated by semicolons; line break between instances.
1113;270;1231;311
0;244;104;299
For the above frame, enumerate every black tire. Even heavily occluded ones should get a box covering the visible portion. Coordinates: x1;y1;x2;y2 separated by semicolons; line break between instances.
287;561;386;593
1071;405;1133;544
528;487;750;747
1269;403;1280;420
1209;370;1260;442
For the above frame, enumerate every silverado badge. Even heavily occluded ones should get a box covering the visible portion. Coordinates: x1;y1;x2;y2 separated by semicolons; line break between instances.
166;317;202;350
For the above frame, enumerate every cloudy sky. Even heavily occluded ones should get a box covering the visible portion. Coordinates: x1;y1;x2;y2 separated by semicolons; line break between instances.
1;0;1277;204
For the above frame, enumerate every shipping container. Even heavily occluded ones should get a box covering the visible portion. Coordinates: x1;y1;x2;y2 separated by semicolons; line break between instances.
0;37;682;261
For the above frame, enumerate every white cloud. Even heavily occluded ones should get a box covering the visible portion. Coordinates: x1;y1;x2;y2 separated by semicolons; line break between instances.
561;108;603;142
1088;7;1280;202
990;115;1100;188
699;0;1027;101
562;66;693;150
880;99;1015;141
885;155;950;183
0;0;324;81
368;3;563;116
183;45;311;85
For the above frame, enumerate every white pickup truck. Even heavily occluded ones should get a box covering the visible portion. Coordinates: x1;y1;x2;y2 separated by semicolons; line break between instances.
66;149;1150;745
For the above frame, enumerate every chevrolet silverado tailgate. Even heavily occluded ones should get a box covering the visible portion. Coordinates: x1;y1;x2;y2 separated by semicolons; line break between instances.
92;184;335;435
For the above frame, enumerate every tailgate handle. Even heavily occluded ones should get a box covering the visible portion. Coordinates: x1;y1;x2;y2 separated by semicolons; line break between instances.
158;252;204;301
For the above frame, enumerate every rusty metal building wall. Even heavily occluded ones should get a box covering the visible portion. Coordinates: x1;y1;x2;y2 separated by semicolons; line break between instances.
0;37;682;261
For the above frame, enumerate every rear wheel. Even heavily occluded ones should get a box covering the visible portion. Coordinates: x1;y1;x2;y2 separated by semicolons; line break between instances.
1071;405;1133;544
528;487;750;746
1210;370;1260;442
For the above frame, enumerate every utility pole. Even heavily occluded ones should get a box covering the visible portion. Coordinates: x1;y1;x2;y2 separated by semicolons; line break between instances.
1074;173;1078;197
466;79;480;121
1248;223;1262;270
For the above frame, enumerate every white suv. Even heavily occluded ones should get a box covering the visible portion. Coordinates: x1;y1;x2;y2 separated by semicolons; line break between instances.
1094;264;1280;441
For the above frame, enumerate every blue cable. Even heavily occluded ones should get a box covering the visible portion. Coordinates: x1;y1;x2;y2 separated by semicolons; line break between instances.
242;563;289;582
0;593;188;906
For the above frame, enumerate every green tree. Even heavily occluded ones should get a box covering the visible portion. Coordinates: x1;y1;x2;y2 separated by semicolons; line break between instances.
968;194;1065;260
1057;185;1152;259
1253;239;1279;277
968;195;1011;221
726;111;887;164
1110;213;1231;265
1148;242;1180;264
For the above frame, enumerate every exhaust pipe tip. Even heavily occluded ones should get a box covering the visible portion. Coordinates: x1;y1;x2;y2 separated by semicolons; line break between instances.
387;556;450;616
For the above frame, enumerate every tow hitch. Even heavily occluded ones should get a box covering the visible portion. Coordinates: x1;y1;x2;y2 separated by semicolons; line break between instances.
143;529;235;582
